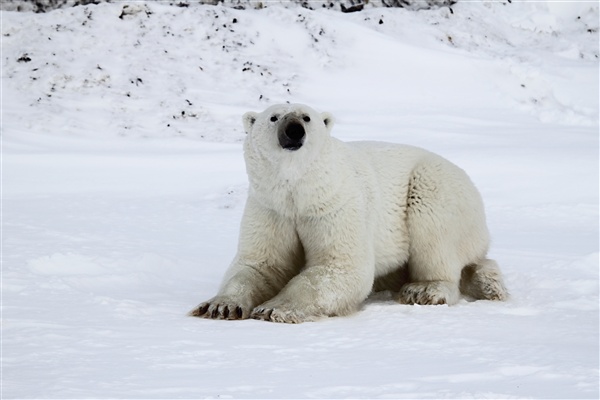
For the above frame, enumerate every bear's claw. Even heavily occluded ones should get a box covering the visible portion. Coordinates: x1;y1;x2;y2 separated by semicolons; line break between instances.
193;303;210;316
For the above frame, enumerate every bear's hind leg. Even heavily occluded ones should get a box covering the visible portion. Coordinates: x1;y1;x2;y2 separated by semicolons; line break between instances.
398;250;464;306
399;157;489;306
460;259;508;301
398;247;463;306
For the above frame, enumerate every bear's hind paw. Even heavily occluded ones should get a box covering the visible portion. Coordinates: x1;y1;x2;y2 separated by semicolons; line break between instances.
398;281;460;306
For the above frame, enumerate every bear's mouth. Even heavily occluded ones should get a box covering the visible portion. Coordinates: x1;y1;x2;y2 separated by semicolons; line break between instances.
278;121;305;151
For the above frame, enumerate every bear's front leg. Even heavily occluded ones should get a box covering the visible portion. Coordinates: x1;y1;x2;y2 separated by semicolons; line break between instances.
250;265;372;323
189;264;279;320
190;198;303;320
251;210;374;323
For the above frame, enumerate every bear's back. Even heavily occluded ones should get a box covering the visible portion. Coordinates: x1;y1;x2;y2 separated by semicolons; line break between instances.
346;141;434;184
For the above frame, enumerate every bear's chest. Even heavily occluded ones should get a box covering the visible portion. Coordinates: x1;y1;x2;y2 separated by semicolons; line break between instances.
252;177;352;220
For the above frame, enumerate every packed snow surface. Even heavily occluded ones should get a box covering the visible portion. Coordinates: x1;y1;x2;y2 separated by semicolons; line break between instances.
2;1;599;398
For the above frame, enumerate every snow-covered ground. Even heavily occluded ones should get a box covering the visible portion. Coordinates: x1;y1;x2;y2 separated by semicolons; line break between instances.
2;1;599;398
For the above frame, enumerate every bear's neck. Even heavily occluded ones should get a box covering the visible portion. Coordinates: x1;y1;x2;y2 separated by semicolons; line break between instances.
248;140;348;219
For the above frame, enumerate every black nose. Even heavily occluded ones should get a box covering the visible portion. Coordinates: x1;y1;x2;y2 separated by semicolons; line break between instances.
279;121;305;151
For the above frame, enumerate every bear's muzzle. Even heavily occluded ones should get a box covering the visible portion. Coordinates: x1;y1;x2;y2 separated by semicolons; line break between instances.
278;117;306;151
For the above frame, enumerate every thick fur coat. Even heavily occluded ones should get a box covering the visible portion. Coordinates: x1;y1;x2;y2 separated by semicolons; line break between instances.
191;104;507;323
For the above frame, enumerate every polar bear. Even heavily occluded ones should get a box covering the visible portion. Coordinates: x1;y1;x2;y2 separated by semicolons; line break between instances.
190;103;507;323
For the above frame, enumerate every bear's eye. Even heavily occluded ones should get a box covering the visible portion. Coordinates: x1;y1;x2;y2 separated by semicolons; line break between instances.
270;115;278;122
302;115;311;123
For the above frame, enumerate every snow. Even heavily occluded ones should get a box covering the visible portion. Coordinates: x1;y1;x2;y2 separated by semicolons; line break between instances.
2;1;599;398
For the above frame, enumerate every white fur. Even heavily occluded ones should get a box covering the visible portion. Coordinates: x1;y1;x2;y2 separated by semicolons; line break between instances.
190;104;508;323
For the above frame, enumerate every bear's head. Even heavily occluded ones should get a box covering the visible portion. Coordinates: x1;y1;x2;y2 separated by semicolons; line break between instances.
242;104;334;160
242;104;335;197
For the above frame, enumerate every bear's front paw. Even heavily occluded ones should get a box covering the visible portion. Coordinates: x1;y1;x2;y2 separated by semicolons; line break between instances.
250;306;318;324
189;298;251;320
398;281;460;306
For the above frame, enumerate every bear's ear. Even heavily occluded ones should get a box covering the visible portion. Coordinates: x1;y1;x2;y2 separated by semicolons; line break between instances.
321;112;334;132
242;111;258;134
